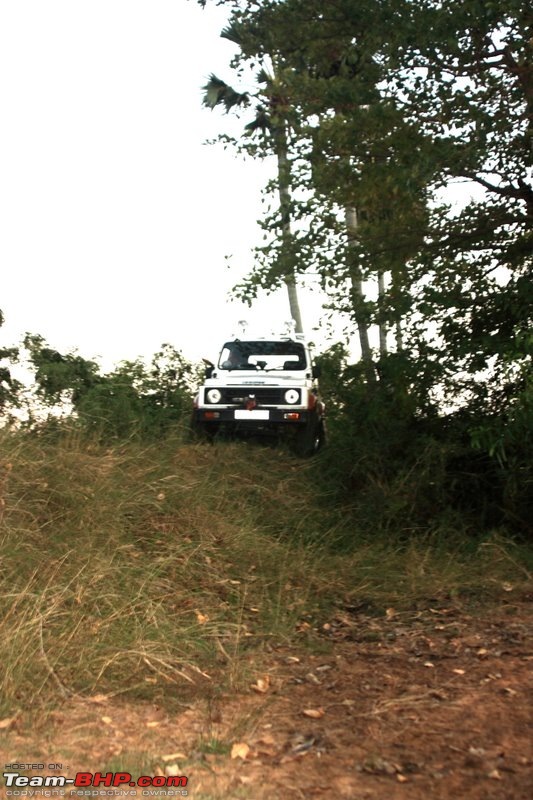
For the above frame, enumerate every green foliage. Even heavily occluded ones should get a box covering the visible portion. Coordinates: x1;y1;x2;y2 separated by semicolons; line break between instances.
315;343;532;539
391;0;533;414
208;0;531;382
23;333;100;404
22;336;201;440
0;310;22;415
203;74;250;112
76;345;201;440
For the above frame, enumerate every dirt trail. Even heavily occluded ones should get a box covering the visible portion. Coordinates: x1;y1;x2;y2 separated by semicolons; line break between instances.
1;600;531;799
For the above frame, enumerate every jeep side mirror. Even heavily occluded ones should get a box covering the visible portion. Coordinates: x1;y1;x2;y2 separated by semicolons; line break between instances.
202;359;214;379
312;364;322;379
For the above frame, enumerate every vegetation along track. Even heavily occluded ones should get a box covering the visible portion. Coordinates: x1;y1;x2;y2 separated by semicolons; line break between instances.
0;429;531;798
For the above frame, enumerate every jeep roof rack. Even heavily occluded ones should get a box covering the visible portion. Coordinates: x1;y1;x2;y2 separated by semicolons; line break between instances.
226;333;308;343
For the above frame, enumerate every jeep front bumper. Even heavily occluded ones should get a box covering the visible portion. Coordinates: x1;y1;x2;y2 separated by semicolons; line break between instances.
194;408;311;425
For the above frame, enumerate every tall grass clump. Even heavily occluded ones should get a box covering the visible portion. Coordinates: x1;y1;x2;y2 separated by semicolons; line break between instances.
0;426;340;714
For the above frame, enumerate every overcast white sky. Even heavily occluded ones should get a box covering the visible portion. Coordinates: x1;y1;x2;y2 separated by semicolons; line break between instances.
0;0;327;370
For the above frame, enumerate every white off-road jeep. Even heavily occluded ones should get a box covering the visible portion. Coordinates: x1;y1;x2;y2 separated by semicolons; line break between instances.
192;334;325;456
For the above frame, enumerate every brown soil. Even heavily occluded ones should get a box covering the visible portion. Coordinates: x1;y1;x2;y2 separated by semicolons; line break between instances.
1;599;531;799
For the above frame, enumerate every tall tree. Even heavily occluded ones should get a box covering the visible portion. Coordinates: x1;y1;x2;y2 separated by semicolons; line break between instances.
344;206;375;381
224;0;432;379
203;24;304;333
389;0;532;416
199;0;531;421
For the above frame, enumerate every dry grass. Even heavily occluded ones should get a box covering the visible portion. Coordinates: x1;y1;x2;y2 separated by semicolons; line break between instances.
0;426;530;716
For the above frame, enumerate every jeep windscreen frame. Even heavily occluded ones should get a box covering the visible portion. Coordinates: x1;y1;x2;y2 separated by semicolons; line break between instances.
218;341;308;371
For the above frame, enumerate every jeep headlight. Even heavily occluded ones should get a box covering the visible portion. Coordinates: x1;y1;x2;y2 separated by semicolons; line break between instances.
206;388;222;404
284;389;300;405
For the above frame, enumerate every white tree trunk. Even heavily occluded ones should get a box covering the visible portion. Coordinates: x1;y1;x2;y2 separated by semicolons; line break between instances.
276;123;304;334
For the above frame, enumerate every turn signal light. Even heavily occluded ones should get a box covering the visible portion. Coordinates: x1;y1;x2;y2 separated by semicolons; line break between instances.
284;412;300;420
204;411;220;420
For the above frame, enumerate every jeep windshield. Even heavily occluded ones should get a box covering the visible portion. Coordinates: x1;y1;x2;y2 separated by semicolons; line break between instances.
218;341;307;371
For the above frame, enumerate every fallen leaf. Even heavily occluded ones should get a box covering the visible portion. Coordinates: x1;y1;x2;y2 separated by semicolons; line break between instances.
161;753;187;762
452;668;466;675
101;716;113;725
302;707;325;719
397;774;408;783
424;661;435;668
256;743;277;757
88;694;109;704
488;769;502;780
0;716;17;731
257;734;276;747
251;676;270;694
231;742;250;760
195;610;209;625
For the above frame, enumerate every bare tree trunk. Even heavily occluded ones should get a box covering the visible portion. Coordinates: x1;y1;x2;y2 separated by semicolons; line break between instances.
395;321;403;351
345;206;375;382
275;122;304;334
378;269;388;356
389;269;404;352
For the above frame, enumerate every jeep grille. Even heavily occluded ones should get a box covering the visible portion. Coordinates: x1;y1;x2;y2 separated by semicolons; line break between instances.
217;387;289;405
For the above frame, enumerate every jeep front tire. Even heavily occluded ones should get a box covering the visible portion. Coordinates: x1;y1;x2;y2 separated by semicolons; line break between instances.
294;412;325;457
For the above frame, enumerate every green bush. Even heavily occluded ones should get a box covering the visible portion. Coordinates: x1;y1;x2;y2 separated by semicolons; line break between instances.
315;345;533;541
